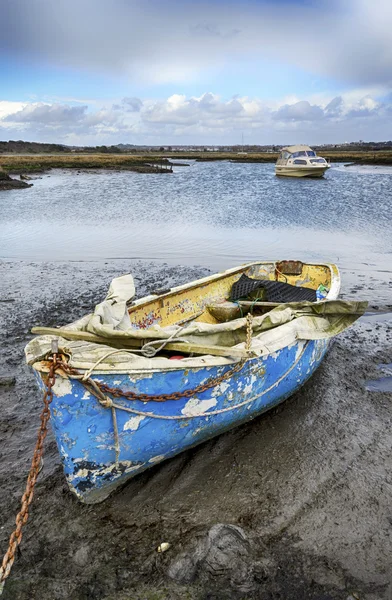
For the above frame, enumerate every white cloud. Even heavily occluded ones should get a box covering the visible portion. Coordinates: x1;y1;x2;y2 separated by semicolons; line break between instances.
142;93;267;130
0;101;27;120
1;91;391;145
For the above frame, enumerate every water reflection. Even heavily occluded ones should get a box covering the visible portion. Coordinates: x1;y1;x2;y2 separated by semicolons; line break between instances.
366;363;392;392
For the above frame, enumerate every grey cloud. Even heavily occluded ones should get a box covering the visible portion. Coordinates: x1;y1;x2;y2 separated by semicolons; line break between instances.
197;93;243;115
346;108;374;118
83;109;121;127
325;96;344;117
189;21;240;39
4;103;87;124
122;97;143;112
273;101;324;122
1;102;129;140
0;0;391;87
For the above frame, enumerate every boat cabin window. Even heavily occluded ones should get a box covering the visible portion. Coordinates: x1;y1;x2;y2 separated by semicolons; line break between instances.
282;151;290;159
306;150;316;157
293;159;307;165
310;158;326;164
291;151;307;158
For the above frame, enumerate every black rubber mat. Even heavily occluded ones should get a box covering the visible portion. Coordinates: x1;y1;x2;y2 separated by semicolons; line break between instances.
230;274;317;303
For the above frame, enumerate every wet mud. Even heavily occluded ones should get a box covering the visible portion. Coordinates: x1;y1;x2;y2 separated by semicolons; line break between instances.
0;259;391;600
0;171;32;190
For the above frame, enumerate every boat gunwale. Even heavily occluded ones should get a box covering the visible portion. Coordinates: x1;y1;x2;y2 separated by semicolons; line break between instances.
31;261;340;375
128;260;339;312
275;165;330;171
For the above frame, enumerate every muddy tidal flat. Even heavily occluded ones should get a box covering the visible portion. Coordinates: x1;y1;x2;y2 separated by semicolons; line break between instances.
0;258;391;600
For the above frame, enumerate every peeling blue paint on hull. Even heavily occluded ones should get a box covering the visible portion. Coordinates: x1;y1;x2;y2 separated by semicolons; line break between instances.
34;338;329;503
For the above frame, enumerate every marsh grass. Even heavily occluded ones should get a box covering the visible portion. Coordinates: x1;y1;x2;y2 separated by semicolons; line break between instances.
0;154;174;173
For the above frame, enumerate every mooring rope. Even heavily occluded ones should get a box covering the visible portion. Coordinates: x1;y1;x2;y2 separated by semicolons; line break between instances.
0;343;58;595
80;320;200;380
83;340;307;421
49;317;305;458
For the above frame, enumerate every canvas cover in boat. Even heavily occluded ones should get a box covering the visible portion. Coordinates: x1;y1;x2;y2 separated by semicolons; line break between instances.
230;274;317;303
282;145;313;153
26;273;367;372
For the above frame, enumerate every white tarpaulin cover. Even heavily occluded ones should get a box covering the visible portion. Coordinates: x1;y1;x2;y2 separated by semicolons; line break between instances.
26;274;367;372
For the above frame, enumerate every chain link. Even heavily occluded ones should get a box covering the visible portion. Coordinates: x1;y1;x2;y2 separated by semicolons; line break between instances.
0;356;57;595
58;316;254;404
246;313;253;353
60;357;246;403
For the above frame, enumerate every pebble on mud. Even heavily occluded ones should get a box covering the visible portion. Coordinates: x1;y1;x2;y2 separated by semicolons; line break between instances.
72;544;90;567
168;523;275;593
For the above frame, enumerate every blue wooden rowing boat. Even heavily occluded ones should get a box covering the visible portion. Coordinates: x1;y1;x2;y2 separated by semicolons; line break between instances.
27;260;353;504
33;337;328;503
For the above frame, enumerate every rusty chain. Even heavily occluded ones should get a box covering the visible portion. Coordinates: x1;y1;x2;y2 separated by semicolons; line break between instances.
0;353;57;595
246;313;253;354
57;314;254;403
60;357;246;403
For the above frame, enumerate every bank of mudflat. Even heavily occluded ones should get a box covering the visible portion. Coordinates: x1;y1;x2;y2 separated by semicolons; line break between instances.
0;169;32;190
0;155;176;175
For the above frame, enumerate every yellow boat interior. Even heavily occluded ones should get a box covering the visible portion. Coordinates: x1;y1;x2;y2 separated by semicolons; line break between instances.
128;261;337;330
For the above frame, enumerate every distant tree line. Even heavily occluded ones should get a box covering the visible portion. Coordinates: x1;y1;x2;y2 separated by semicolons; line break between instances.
1;139;392;155
0;140;69;153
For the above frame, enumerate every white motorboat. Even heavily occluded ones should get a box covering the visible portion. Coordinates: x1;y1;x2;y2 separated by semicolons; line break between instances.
275;145;330;178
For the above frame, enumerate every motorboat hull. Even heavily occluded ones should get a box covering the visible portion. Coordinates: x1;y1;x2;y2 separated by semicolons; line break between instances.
275;166;329;178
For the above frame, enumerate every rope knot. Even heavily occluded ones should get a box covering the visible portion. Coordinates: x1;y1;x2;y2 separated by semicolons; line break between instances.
100;396;114;409
141;344;159;358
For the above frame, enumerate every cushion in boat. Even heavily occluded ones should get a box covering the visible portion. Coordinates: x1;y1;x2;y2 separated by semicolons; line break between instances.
230;274;317;303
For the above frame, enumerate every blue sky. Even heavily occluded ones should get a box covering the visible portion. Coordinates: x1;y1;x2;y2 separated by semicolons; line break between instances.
1;0;391;145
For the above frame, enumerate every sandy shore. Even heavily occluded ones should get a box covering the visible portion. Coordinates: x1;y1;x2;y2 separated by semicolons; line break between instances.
0;259;391;600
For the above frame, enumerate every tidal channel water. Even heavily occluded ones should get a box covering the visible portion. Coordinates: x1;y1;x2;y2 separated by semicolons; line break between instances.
1;160;391;303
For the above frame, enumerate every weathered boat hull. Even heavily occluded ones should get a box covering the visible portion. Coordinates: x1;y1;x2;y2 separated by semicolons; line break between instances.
34;337;329;504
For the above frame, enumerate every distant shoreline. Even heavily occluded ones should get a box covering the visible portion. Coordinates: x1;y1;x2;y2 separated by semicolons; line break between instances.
1;150;392;174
